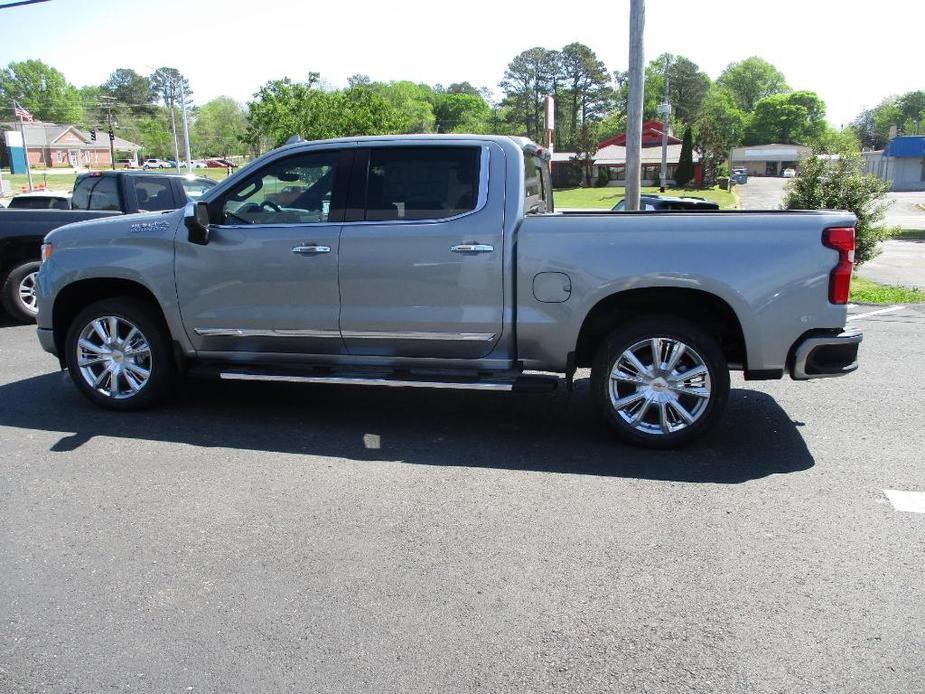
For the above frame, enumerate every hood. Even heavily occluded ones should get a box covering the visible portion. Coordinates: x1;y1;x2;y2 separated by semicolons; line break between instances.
44;208;184;244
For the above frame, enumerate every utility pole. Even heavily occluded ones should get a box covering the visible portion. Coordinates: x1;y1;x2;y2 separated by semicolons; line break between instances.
543;95;555;177
625;0;645;210
180;81;193;173
168;84;181;170
16;107;34;191
100;96;116;170
658;55;671;193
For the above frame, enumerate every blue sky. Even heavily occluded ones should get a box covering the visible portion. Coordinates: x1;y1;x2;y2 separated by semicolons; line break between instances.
1;0;922;126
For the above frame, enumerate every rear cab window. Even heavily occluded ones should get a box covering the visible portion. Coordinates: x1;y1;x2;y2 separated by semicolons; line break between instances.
524;153;551;214
71;175;122;211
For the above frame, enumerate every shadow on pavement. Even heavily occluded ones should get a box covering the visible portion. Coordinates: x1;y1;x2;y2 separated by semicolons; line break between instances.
0;371;814;483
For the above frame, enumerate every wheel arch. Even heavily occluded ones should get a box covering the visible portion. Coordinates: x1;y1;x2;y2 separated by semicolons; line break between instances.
52;278;171;359
574;287;747;370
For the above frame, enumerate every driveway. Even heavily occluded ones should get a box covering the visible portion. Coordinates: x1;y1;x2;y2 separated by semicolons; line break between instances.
734;176;788;210
858;239;925;290
884;191;925;229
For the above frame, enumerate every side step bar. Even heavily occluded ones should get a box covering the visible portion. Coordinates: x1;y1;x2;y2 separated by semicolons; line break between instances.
215;369;557;393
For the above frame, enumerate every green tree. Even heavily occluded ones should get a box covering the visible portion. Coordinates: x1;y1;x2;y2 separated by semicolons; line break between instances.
716;57;789;112
695;86;747;185
445;81;480;96
745;90;826;145
150;67;191;161
674;126;694;186
433;92;491;133
0;59;82;122
192;96;246;158
244;75;405;150
334;83;405;136
643;54;711;127
103;68;156;115
499;47;558;142
853;90;925;149
557;42;613;150
783;148;894;266
370;81;435;133
137;115;173;159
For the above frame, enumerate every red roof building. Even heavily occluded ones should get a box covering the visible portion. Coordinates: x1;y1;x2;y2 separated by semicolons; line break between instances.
596;120;681;149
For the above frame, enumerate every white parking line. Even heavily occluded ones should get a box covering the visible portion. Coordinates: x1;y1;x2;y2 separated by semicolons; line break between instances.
846;305;905;322
883;489;925;514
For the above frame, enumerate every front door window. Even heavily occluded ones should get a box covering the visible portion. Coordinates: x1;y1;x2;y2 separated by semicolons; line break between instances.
220;151;340;226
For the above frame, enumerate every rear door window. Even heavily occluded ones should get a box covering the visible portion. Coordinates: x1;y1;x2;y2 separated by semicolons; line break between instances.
131;176;177;211
361;147;480;221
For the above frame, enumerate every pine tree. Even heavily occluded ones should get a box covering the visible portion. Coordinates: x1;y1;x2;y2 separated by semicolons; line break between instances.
674;127;694;187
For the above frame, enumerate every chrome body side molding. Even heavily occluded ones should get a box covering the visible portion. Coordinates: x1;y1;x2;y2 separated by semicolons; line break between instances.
194;328;496;342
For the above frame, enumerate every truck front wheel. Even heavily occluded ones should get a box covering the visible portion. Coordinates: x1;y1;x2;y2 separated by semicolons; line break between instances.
64;298;175;410
1;261;41;323
590;318;729;448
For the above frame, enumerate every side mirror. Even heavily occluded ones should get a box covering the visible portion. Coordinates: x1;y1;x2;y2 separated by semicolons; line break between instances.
184;201;210;245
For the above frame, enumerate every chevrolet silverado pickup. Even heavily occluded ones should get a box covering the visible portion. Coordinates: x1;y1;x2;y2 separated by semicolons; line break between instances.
35;135;862;447
0;170;214;322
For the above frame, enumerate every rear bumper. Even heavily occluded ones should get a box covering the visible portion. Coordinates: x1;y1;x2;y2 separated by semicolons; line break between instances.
790;328;862;380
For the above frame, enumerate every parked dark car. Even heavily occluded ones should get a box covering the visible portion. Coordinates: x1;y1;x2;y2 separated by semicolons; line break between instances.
0;171;215;323
612;194;721;211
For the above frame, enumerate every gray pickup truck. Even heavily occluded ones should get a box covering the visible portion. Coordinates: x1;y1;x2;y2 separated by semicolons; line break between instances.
34;135;862;447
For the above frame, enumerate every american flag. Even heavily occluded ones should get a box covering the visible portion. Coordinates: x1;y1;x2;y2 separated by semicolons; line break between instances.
14;102;33;122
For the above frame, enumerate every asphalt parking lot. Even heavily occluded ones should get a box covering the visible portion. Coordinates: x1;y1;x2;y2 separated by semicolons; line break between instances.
1;306;923;693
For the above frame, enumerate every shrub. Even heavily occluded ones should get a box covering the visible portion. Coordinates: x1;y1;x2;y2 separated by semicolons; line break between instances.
595;166;611;188
783;149;894;266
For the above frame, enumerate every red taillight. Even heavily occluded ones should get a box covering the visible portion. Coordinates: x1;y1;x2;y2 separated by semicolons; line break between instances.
823;226;855;304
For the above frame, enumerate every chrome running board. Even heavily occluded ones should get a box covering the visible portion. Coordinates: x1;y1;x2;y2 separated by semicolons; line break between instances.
215;369;557;393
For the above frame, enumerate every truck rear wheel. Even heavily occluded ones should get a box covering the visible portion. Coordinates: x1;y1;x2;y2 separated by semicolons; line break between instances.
1;261;41;323
64;298;175;410
590;317;729;448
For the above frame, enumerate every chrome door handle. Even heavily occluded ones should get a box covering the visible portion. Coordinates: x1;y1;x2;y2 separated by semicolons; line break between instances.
291;244;331;255
450;243;494;253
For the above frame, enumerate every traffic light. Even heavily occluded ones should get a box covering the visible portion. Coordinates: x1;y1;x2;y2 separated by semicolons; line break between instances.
108;128;114;142
89;127;96;141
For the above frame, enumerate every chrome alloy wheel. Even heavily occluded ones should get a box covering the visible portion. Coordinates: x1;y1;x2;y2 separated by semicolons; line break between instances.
18;271;38;315
76;316;152;399
608;337;712;436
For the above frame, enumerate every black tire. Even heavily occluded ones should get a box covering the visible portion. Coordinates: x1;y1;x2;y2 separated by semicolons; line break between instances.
64;297;175;411
590;317;730;448
1;260;41;324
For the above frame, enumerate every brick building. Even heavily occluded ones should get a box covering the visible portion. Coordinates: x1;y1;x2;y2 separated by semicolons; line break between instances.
0;122;142;168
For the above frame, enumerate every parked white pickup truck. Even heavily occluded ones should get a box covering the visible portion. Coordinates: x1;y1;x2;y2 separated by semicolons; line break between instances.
35;135;862;447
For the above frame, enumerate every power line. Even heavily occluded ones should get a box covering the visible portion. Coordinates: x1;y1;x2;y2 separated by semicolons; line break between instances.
0;0;51;9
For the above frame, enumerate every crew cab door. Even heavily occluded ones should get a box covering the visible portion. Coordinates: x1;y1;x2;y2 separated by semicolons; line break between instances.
175;148;349;356
338;143;504;359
